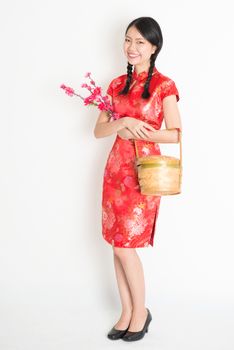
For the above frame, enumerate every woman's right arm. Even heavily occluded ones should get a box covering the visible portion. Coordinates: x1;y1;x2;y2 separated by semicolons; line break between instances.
93;93;126;138
93;110;126;138
93;93;157;139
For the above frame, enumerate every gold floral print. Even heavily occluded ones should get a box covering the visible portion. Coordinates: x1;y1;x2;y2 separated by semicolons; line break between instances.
102;66;179;248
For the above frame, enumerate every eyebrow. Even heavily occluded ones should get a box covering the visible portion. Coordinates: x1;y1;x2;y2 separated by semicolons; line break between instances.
125;35;145;40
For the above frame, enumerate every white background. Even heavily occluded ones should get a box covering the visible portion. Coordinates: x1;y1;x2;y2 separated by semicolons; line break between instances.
0;0;234;349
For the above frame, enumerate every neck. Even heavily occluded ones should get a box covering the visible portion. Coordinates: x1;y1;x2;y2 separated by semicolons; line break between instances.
134;63;150;75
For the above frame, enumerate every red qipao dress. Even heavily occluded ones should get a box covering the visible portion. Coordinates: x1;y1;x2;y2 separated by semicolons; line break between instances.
101;66;180;248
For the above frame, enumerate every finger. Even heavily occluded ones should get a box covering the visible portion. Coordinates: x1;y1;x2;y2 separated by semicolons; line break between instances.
136;129;147;138
132;130;141;139
128;127;140;136
145;125;157;132
143;123;157;132
141;126;151;138
128;127;137;136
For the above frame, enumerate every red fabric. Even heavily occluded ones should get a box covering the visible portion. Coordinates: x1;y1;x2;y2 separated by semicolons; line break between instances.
101;66;180;248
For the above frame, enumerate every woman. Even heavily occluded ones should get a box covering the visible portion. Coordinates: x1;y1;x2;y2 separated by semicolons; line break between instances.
94;17;182;341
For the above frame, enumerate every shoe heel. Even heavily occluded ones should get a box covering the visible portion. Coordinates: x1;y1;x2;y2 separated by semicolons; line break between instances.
146;327;148;333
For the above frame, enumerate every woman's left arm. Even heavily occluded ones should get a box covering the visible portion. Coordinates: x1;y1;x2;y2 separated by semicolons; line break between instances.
144;95;182;143
117;95;182;143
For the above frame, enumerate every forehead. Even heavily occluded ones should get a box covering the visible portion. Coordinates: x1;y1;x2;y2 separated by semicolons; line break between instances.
125;26;145;40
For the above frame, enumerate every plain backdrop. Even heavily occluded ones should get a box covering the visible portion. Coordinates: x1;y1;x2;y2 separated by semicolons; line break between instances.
0;0;234;349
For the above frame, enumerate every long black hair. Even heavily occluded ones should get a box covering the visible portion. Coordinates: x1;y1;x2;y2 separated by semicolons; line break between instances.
118;17;163;99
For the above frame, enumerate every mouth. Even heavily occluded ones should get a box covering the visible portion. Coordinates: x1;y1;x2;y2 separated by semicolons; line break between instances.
127;53;140;58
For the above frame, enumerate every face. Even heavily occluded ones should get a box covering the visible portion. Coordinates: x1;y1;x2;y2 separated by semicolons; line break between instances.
123;25;157;72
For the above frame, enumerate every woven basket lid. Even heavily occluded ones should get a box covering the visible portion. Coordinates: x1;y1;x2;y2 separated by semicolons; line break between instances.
136;155;180;165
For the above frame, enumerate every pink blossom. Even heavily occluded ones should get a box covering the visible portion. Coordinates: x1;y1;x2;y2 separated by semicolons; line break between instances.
102;95;110;103
93;86;101;96
60;72;121;121
84;95;96;105
97;102;108;111
60;84;75;96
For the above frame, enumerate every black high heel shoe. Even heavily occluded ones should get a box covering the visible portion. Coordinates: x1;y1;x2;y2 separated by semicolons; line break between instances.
107;324;130;340
122;308;152;342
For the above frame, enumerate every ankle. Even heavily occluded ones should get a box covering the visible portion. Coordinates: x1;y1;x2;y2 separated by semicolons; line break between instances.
121;308;133;315
132;306;147;315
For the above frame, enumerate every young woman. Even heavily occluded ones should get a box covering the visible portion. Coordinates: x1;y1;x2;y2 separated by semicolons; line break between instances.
94;16;182;342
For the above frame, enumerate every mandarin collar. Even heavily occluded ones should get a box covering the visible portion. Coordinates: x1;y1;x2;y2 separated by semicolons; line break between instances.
132;66;158;81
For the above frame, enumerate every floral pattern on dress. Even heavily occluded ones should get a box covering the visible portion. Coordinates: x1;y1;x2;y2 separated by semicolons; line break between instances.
101;66;180;248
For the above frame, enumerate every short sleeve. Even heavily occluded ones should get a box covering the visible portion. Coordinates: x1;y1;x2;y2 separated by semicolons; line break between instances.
161;79;180;102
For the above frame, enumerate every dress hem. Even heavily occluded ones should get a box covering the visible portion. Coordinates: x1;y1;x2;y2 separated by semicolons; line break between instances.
102;235;153;248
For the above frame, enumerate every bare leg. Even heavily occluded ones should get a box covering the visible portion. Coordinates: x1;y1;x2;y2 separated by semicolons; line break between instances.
113;247;148;332
112;252;133;329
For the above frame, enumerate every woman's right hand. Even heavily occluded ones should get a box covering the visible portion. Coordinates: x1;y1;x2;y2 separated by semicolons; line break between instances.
122;116;157;139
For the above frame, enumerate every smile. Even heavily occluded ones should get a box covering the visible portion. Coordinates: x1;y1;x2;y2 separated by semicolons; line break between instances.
128;54;140;58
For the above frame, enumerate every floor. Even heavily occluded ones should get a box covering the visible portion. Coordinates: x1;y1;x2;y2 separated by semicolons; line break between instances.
1;295;233;350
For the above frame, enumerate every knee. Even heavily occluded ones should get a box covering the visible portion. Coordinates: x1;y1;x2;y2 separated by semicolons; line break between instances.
113;246;123;258
113;246;135;259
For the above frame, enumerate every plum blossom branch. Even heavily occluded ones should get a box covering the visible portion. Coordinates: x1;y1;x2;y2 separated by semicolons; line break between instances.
60;71;121;121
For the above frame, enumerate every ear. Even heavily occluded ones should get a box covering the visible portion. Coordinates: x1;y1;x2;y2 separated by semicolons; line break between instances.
152;45;157;54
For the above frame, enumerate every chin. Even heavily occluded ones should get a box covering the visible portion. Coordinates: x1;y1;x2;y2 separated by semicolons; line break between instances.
127;58;142;65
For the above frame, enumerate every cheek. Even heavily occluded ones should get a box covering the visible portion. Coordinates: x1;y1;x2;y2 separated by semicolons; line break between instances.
141;47;151;56
123;42;128;52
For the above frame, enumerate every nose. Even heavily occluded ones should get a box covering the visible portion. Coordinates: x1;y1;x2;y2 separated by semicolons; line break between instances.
128;42;137;51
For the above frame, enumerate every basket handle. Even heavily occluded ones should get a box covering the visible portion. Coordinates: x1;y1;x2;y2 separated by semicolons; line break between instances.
133;127;182;167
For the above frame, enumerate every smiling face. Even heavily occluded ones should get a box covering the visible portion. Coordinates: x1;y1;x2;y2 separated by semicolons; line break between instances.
123;25;157;73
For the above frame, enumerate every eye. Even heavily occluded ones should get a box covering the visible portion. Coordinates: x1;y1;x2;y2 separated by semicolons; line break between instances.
124;38;144;44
